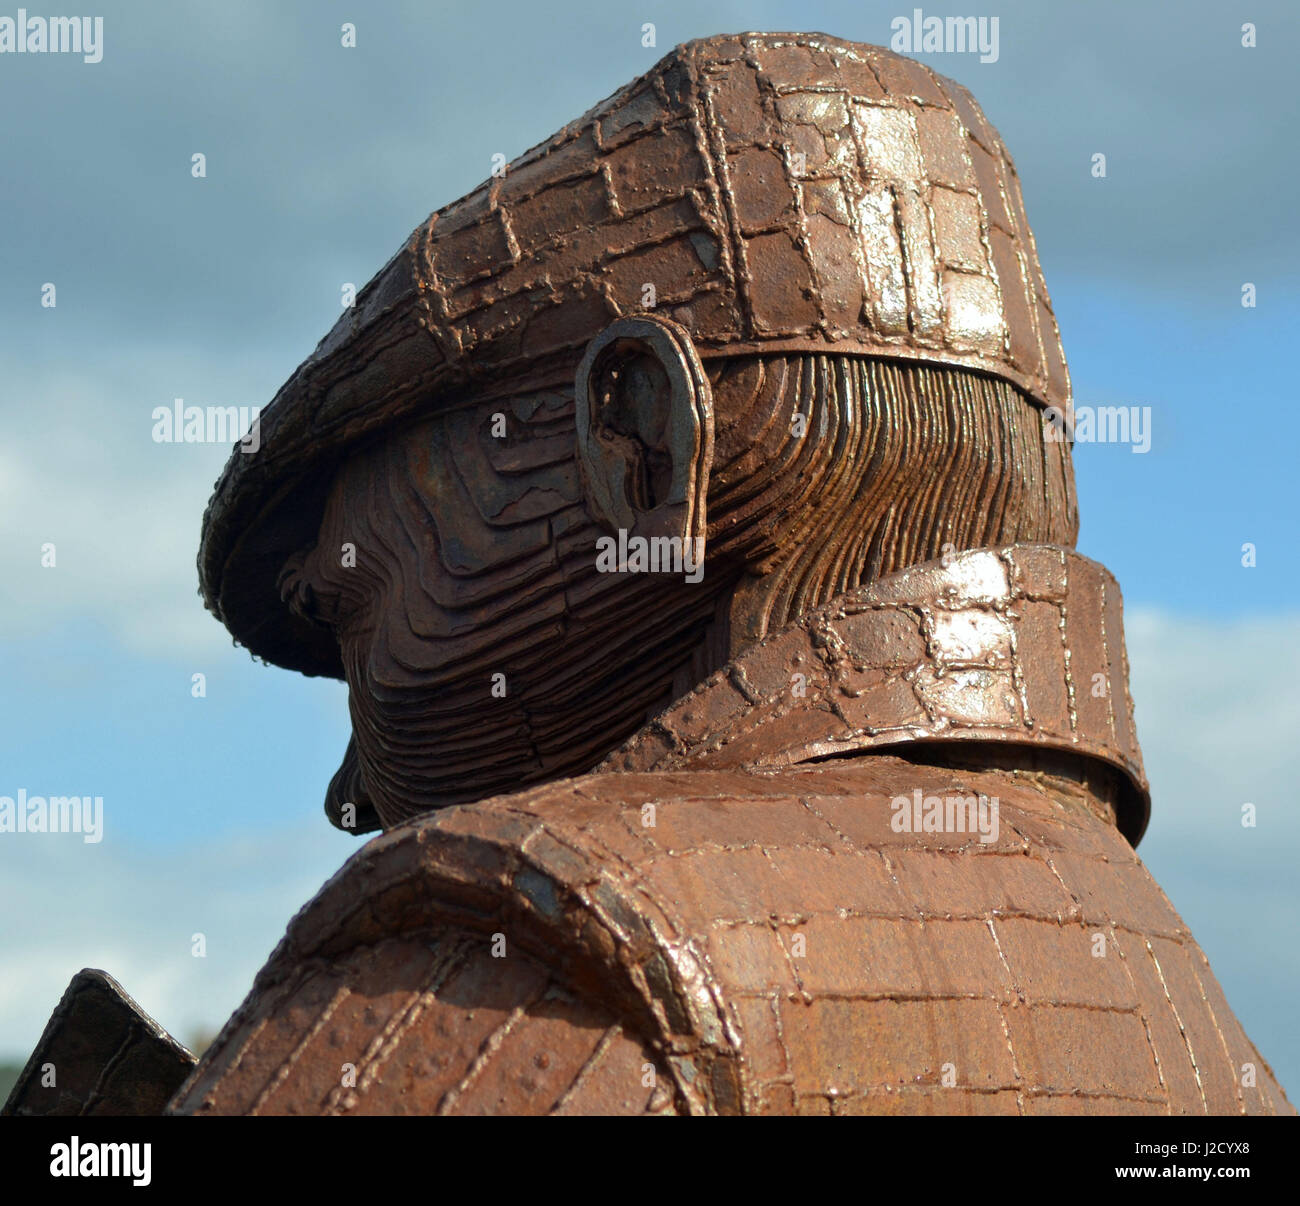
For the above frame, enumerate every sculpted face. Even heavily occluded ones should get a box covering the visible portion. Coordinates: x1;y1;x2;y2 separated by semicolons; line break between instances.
285;334;1078;830
284;347;733;828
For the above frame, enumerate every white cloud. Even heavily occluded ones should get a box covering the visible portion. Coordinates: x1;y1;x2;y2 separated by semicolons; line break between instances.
0;362;261;664
1126;607;1300;848
0;824;352;1060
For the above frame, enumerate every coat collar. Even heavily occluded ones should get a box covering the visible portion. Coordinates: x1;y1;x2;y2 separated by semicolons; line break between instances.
600;544;1150;845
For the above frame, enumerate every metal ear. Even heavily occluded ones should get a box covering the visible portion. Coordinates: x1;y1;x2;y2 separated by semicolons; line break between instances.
574;314;713;544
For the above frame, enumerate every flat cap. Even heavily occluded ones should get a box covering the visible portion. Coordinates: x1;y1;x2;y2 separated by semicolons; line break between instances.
200;31;1071;677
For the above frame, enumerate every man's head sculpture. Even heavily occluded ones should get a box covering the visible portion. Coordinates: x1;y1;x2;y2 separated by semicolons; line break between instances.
199;33;1086;836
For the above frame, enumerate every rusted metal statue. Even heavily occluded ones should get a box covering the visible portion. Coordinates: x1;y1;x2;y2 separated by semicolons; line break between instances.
8;32;1291;1116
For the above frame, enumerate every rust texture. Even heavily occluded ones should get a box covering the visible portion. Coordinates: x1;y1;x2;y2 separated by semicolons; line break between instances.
601;545;1150;845
199;31;1072;681
167;546;1290;1115
168;748;1287;1116
3;970;195;1117
35;31;1276;1115
287;358;1077;832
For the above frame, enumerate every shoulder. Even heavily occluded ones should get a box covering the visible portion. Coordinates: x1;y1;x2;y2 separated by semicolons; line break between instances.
169;916;665;1115
167;761;975;1117
173;762;1292;1116
168;771;743;1116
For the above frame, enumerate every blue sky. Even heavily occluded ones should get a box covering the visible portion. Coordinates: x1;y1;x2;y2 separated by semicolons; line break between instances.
2;0;1297;1099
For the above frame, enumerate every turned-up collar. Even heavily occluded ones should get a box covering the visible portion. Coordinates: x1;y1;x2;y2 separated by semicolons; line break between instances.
600;544;1151;846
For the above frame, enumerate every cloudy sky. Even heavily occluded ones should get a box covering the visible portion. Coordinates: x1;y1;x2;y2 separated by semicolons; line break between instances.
2;0;1297;1100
